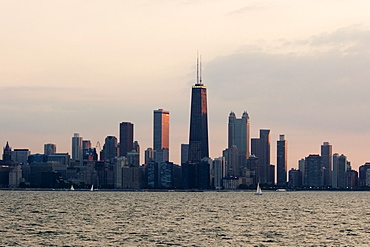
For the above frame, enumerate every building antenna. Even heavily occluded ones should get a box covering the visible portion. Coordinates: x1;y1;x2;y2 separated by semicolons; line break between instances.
200;55;202;84
196;51;199;84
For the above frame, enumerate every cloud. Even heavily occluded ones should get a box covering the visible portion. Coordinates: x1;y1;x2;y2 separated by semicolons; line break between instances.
205;26;370;134
228;3;270;16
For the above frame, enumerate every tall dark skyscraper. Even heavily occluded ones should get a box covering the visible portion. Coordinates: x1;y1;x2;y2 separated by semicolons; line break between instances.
102;136;118;162
188;57;209;164
304;154;323;187
119;122;134;157
277;134;287;186
321;142;332;187
253;129;272;185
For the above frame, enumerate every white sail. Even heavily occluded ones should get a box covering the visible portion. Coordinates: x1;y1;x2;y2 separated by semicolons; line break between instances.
90;185;94;191
255;183;262;195
70;185;75;191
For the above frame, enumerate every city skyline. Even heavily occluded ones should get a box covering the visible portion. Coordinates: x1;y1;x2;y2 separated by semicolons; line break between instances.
2;1;370;171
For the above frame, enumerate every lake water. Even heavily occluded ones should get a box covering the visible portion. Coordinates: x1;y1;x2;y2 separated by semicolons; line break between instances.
0;190;369;246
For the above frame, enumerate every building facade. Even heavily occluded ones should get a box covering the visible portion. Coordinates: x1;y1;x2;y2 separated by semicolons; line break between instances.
228;111;250;169
277;134;287;186
321;142;332;187
119;122;134;157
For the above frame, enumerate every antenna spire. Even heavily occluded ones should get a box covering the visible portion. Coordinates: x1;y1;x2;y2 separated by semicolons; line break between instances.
196;51;199;85
200;55;202;84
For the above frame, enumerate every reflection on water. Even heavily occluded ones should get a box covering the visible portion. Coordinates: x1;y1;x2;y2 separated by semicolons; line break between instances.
0;191;369;246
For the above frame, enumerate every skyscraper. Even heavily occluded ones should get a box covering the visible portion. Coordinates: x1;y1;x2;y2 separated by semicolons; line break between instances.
3;142;12;162
119;122;134;157
277;134;287;186
332;153;347;189
153;109;170;162
44;143;56;156
304;154;323;187
228;111;250;169
72;133;83;161
188;58;209;164
255;129;271;184
321;142;332;187
102;136;118;162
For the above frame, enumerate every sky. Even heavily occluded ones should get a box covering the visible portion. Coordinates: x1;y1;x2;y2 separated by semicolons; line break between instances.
1;0;370;171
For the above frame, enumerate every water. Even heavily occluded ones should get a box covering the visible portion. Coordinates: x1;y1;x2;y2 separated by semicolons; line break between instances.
0;191;369;246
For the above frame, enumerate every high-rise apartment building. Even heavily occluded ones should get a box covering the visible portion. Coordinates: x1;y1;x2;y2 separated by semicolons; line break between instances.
44;143;56;156
119;122;134;157
332;153;347;188
277;134;287;186
228;111;250;169
304;154;323;187
321;142;332;187
153;109;170;162
188;69;209;164
72;133;83;161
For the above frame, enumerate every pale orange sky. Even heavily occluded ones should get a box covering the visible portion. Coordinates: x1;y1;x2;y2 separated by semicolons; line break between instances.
1;0;370;171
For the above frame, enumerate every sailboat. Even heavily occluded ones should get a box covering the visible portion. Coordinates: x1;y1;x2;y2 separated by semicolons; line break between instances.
70;185;75;191
90;185;94;192
255;183;262;195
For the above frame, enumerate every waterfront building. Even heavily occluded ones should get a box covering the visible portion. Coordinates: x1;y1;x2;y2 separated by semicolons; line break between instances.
122;166;145;189
304;154;323;187
188;58;209;164
252;129;272;185
277;135;287;186
332;154;347;189
72;133;83;161
119;122;134;157
321;142;332;187
298;158;305;186
288;168;302;188
358;163;370;187
228;111;250;168
213;157;225;190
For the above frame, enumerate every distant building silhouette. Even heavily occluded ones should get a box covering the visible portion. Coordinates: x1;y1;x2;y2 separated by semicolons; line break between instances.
72;133;83;161
3;142;12;162
253;129;272;185
153;109;169;163
119;122;134;157
102;136;118;162
12;149;30;165
277;134;287;186
321;142;332;187
304;154;323;187
358;163;370;187
188;61;209;164
228;111;250;170
332;153;348;189
44;143;56;156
